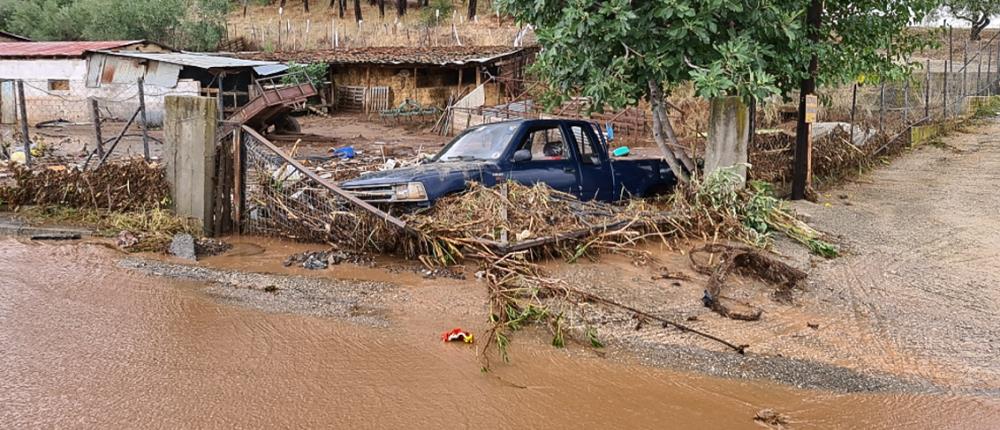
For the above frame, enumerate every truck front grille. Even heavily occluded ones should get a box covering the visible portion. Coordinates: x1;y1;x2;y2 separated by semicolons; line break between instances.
343;185;395;202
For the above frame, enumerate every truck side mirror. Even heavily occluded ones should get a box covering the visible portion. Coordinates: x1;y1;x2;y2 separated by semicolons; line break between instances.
512;149;532;162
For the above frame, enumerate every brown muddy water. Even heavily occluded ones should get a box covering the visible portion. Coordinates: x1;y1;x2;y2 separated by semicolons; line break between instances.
1;239;997;429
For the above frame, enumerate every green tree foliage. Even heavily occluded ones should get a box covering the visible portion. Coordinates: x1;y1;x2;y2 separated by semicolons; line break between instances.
0;0;229;50
496;0;938;182
942;0;1000;40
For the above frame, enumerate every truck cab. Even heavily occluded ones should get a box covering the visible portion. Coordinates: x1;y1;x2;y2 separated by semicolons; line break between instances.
340;119;676;205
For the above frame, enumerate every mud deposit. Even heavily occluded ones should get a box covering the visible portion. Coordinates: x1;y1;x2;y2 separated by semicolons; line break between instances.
1;239;998;428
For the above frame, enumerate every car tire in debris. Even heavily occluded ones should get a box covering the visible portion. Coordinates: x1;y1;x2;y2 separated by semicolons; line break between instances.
271;115;301;134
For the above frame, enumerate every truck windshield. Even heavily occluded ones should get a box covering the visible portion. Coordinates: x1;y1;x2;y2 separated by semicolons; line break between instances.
435;122;519;162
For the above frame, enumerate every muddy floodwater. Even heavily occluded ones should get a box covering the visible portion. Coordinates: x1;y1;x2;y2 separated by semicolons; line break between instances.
1;239;998;428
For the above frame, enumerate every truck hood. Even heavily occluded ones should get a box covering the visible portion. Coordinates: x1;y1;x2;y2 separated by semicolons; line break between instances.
340;161;498;188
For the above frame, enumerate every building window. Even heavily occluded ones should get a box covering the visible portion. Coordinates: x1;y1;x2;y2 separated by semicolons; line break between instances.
48;79;69;91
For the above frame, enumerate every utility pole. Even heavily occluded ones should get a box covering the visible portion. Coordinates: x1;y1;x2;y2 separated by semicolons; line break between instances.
791;0;822;200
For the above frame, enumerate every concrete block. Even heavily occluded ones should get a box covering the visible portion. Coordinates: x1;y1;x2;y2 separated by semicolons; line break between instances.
163;95;217;236
705;96;750;186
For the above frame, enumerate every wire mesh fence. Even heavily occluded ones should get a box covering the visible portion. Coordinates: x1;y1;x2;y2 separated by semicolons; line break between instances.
240;128;404;251
823;32;1000;137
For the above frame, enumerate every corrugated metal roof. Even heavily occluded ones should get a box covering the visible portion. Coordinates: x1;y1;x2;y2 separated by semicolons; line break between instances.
94;51;279;70
0;40;148;58
239;46;529;66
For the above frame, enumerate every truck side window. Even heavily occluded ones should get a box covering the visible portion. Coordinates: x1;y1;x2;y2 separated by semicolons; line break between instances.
571;126;599;165
518;126;569;161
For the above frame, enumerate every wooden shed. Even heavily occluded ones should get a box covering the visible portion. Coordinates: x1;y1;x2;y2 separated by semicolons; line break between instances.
241;46;535;113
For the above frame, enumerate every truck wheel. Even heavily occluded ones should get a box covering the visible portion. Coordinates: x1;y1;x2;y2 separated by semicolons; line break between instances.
272;115;301;134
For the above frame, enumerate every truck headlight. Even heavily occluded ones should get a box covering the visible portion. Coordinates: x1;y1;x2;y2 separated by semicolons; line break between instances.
393;182;428;201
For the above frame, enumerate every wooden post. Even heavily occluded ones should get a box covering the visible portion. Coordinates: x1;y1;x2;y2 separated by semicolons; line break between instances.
849;83;857;144
137;77;151;161
962;41;968;103
90;97;105;158
457;68;463;92
879;82;885;132
217;73;225;122
791;0;822;200
16;80;31;166
903;73;910;124
233;130;243;232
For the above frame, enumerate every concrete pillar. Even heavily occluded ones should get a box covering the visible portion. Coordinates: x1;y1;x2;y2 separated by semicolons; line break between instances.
705;96;750;187
163;96;217;236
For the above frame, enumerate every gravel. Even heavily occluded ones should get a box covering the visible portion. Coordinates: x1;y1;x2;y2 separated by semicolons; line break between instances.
119;257;406;327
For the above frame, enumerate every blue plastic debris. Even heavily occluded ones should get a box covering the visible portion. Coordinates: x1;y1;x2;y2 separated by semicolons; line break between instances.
611;146;630;157
605;122;615;141
332;146;356;159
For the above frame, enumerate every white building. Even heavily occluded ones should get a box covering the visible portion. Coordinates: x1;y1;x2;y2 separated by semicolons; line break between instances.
0;40;280;126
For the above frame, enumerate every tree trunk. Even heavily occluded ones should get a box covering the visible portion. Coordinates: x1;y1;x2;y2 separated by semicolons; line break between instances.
339;0;346;18
647;80;690;184
397;0;406;17
354;0;363;21
652;101;696;173
378;0;385;18
468;0;477;20
303;0;309;12
971;16;990;41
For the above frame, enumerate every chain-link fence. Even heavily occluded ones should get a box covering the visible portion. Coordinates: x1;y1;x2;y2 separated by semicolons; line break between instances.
822;31;1000;137
240;128;406;251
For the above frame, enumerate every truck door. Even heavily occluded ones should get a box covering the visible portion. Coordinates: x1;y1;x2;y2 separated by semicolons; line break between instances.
568;124;613;201
506;124;580;194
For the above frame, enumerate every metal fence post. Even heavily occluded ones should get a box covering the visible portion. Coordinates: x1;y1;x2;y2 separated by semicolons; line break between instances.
988;45;995;96
977;40;983;94
925;59;931;119
944;60;949;118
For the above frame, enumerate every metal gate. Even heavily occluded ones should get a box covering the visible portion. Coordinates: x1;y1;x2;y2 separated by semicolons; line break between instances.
236;126;407;250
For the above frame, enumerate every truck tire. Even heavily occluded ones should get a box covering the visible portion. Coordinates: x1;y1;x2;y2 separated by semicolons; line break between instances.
272;115;301;134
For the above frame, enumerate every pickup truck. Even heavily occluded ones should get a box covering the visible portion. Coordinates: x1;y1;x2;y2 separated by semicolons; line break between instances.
340;119;677;205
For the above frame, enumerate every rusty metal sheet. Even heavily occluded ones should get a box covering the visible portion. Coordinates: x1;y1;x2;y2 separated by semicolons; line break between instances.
0;41;147;58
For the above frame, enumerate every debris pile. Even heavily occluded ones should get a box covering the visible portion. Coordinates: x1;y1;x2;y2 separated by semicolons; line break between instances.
0;158;169;211
283;249;375;269
749;126;902;186
402;182;675;264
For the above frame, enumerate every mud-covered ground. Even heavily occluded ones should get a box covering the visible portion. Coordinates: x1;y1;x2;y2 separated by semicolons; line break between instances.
542;118;1000;396
4;116;1000;427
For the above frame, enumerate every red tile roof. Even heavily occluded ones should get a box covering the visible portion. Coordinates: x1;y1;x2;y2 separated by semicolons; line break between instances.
0;40;149;58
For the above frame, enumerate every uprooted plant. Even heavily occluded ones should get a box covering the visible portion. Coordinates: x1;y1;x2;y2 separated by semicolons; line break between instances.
673;166;839;258
448;169;838;369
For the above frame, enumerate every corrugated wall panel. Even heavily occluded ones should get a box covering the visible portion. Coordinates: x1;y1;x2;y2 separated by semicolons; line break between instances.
144;61;180;88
